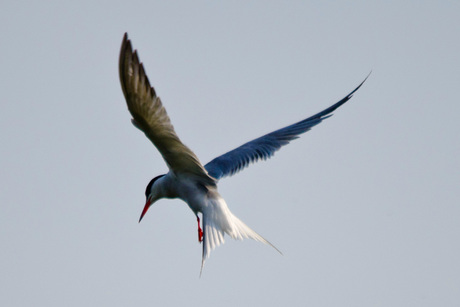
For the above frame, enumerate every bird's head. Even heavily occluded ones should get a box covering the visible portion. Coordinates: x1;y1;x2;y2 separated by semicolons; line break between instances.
139;174;165;223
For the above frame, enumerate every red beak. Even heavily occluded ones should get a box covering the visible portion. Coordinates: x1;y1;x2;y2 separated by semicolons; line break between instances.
139;198;151;223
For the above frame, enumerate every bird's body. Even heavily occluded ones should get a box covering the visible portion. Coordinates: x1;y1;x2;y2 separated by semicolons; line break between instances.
140;165;280;272
118;33;368;273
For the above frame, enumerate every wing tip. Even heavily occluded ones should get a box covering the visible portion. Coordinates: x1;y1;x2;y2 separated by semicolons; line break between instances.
347;71;372;99
119;33;157;105
119;33;133;94
119;32;132;63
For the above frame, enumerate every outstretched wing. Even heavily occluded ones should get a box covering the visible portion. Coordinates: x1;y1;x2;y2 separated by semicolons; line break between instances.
204;75;369;180
119;33;215;185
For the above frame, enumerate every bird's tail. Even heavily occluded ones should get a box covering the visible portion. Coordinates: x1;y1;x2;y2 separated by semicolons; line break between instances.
200;195;281;275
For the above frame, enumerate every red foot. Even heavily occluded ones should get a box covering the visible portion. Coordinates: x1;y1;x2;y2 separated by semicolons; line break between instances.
197;216;203;242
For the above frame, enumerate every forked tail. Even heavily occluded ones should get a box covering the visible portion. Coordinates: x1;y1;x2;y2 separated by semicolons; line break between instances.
200;196;281;276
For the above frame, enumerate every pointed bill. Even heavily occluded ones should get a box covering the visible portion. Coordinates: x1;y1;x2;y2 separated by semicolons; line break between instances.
139;198;151;223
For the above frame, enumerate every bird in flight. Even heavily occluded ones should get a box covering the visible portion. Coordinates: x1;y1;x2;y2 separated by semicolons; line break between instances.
119;33;368;274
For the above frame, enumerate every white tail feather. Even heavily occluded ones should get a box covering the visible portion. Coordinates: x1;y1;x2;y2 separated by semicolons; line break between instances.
200;195;281;275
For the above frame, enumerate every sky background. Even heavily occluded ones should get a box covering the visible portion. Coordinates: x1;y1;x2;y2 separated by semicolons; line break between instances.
1;1;459;306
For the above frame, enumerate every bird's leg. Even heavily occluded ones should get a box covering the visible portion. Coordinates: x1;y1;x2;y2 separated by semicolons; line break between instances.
197;215;203;243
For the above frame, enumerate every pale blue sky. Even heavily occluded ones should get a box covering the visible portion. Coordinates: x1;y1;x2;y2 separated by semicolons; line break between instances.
1;1;459;306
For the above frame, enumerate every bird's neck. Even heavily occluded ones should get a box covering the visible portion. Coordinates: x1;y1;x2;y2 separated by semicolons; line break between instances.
156;174;178;199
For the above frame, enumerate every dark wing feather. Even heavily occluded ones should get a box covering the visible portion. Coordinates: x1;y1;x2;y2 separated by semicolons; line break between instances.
204;75;368;180
119;33;215;185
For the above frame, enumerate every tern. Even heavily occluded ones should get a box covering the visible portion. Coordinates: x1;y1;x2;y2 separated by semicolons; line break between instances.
119;33;368;273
